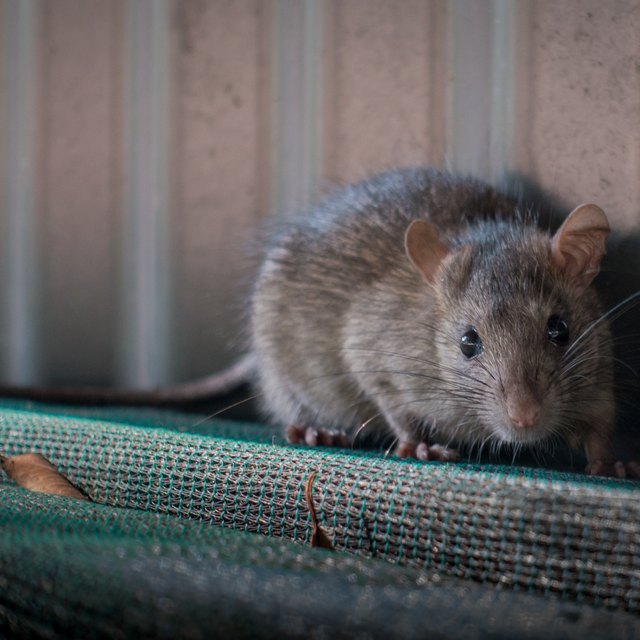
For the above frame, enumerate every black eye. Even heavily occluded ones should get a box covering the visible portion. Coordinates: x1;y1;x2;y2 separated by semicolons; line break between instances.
546;314;570;345
460;328;483;359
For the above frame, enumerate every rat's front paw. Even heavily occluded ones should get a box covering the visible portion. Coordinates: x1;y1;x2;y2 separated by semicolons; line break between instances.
585;460;640;479
396;440;460;462
285;424;350;448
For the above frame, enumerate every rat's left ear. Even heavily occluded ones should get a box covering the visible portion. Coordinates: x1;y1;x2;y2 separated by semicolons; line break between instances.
550;203;610;290
405;220;450;283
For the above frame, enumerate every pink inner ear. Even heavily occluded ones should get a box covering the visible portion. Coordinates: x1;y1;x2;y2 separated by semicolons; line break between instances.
555;231;603;278
404;220;449;283
551;204;610;289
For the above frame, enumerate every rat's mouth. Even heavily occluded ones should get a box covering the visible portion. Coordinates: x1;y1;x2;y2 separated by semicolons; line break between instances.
490;398;552;445
494;422;548;445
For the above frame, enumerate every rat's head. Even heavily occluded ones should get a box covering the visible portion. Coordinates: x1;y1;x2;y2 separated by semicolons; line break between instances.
405;204;612;449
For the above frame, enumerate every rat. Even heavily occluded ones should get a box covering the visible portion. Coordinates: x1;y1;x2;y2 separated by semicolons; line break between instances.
249;166;637;478
0;166;636;478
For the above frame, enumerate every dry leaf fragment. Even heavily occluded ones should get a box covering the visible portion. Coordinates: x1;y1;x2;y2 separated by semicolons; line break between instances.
0;453;88;500
304;471;334;550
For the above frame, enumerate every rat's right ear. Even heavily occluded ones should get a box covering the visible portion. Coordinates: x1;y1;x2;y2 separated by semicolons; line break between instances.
404;220;450;283
550;203;610;290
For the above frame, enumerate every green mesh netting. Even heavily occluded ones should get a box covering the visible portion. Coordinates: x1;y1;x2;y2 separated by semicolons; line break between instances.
1;401;639;638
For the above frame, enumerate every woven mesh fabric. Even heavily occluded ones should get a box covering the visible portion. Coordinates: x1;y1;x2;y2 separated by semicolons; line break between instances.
1;401;639;637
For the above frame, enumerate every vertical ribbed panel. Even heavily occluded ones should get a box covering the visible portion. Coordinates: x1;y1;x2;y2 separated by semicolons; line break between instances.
447;0;518;182
0;0;39;384
273;0;324;217
38;0;121;387
118;0;171;387
170;0;271;381
322;0;441;182
447;0;492;178
488;0;516;183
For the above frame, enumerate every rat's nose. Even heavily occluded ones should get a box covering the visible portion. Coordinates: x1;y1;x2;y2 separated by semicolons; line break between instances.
506;397;541;429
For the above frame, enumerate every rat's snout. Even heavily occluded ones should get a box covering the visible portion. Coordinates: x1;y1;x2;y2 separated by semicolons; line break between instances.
505;393;541;430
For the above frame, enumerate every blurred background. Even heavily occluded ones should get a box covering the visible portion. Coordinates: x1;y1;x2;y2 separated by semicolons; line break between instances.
0;0;639;393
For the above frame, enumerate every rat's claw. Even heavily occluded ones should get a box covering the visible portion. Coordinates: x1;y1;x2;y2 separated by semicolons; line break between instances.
285;424;348;448
396;441;459;462
586;460;640;479
428;444;461;462
318;429;349;447
614;461;627;478
304;428;319;447
415;442;429;461
395;441;417;459
586;460;615;477
285;424;307;444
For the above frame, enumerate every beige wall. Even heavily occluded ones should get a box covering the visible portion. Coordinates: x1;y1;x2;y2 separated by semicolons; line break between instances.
38;0;123;384
171;0;272;384
1;0;639;386
322;0;446;181
513;0;640;226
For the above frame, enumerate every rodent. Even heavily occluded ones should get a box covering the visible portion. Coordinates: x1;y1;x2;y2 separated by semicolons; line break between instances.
250;166;637;478
1;166;636;478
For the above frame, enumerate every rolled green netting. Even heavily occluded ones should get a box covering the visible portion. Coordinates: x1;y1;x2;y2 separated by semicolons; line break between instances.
1;401;639;638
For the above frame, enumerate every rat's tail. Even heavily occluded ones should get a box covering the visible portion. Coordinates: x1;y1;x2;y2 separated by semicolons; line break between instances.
0;353;256;407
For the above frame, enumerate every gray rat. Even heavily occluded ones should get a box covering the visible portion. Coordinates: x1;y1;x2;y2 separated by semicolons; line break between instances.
250;166;637;478
1;166;636;478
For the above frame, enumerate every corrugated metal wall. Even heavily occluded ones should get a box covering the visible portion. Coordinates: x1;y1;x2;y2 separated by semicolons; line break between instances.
1;0;639;388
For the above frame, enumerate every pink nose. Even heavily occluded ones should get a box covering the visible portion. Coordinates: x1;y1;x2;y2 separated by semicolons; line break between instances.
507;401;541;429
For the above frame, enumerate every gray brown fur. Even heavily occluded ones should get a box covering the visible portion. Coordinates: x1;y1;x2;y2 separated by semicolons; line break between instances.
251;167;615;458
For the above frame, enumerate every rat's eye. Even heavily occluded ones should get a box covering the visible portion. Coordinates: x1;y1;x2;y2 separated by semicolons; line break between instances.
460;328;483;359
546;314;569;345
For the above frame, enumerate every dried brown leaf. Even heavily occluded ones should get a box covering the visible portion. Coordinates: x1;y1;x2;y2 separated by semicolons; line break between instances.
304;471;334;550
0;453;88;500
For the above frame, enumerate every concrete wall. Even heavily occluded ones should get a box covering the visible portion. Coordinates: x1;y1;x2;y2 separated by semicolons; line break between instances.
1;0;639;388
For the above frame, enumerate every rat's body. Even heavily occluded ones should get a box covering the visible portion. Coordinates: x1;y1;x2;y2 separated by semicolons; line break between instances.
0;166;634;476
251;167;624;474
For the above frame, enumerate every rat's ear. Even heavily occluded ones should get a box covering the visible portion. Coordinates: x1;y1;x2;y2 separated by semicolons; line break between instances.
550;204;610;289
405;220;450;283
